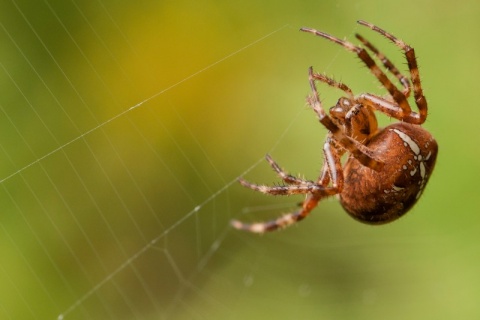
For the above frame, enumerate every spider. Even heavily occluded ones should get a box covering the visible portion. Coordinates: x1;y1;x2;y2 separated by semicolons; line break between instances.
232;20;438;233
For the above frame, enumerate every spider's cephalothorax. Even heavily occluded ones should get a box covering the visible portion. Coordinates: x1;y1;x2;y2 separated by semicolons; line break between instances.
232;20;438;233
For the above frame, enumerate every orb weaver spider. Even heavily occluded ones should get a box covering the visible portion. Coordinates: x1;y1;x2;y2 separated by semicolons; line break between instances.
232;20;438;233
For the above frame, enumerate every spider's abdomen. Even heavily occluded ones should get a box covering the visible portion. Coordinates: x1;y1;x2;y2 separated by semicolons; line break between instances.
340;122;438;224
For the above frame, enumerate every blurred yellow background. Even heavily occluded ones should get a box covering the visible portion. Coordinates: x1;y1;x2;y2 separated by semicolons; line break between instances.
0;0;479;319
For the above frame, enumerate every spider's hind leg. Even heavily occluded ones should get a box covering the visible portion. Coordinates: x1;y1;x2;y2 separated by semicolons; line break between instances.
231;194;321;233
238;178;322;196
233;138;344;233
238;154;319;196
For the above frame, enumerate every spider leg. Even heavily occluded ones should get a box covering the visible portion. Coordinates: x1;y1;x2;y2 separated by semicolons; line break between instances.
300;25;425;124
316;156;331;185
355;33;411;98
357;20;427;123
238;179;322;196
238;155;317;196
231;194;320;233
307;67;384;171
265;154;314;185
300;26;407;108
310;72;354;101
233;139;344;233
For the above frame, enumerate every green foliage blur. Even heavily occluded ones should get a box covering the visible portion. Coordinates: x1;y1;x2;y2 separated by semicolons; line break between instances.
1;0;479;319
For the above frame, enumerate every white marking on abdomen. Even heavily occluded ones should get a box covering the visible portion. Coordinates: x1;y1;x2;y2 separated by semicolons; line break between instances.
391;128;420;155
391;128;429;198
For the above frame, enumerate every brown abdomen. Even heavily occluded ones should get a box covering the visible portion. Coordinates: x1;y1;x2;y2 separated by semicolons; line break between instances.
340;122;438;224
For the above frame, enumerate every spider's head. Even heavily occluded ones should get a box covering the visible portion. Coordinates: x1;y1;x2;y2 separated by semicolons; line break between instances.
329;97;352;123
329;97;378;144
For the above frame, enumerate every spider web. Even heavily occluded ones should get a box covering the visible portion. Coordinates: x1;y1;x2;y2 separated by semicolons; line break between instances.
0;1;458;320
0;1;306;319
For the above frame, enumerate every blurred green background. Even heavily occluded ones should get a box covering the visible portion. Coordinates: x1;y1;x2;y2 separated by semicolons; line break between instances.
0;0;479;319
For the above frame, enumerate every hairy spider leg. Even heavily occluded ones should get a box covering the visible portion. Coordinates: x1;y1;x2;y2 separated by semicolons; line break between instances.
238;178;323;196
310;72;355;101
300;23;426;124
357;20;427;123
265;154;315;186
355;33;411;97
233;139;344;233
231;194;320;233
